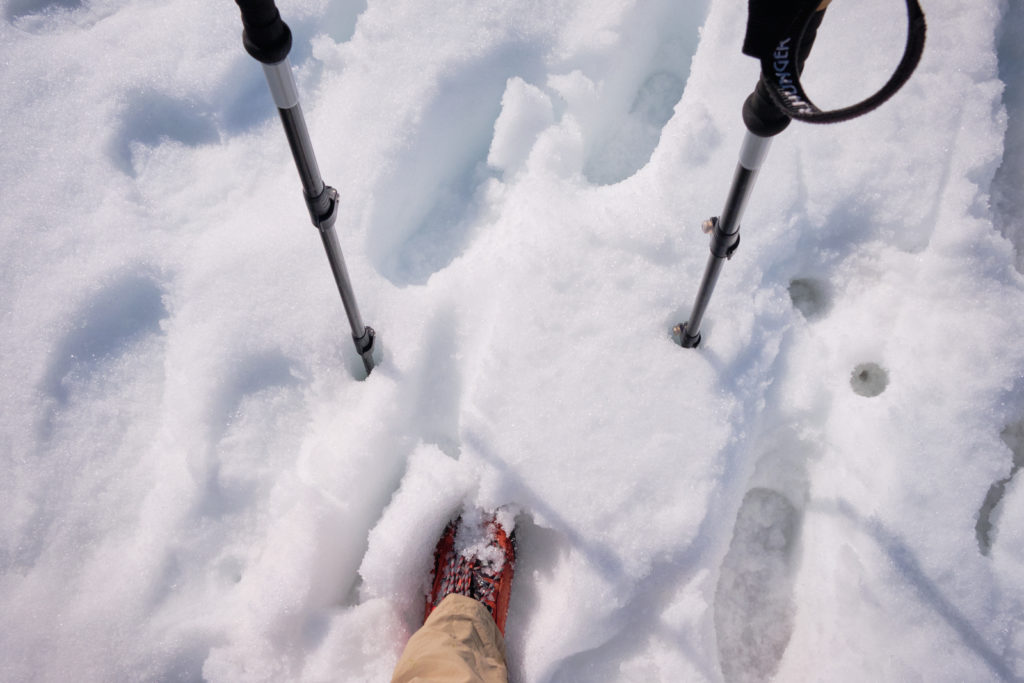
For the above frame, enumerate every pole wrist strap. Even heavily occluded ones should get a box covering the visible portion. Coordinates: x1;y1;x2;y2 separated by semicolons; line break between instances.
742;0;926;124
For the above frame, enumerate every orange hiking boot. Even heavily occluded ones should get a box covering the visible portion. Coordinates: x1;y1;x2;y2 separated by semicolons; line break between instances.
425;513;516;634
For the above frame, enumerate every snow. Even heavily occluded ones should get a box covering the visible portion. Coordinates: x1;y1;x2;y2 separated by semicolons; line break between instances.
1;0;1023;680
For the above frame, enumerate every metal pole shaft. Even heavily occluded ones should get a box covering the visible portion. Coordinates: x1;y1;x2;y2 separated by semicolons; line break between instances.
319;222;367;338
682;253;726;345
262;59;376;373
278;105;325;199
276;104;366;335
677;131;772;348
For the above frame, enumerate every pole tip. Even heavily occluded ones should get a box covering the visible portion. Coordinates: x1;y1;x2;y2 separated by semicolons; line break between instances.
356;326;376;375
673;323;701;349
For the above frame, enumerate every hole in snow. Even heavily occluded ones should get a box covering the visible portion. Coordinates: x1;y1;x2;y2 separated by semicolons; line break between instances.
788;277;832;321
850;362;888;397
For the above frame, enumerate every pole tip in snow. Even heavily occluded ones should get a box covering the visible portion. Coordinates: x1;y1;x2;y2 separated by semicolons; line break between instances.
673;322;701;349
356;326;376;375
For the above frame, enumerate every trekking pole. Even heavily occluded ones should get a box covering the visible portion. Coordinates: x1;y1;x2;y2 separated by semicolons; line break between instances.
675;0;926;348
234;0;376;374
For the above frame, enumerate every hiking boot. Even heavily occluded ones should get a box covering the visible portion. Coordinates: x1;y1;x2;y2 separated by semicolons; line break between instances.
425;514;516;634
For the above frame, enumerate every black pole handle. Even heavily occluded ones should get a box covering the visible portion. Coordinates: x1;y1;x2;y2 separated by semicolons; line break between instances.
235;0;292;64
742;0;926;125
743;8;826;137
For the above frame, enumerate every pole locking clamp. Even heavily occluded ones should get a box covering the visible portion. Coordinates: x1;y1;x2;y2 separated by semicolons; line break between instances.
704;217;741;260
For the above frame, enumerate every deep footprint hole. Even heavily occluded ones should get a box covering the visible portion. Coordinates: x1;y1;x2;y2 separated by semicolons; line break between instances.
788;277;832;321
850;362;889;397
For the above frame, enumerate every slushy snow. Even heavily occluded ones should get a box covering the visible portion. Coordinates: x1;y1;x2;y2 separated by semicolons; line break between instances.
2;0;1024;681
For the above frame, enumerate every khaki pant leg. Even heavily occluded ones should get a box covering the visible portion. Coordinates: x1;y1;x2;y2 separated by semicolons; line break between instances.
391;594;508;683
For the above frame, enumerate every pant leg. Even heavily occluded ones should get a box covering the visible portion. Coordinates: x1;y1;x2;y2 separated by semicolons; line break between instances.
391;594;508;683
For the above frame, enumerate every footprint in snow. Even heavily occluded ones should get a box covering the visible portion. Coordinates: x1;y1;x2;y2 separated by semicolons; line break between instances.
579;1;708;186
366;46;541;286
109;89;220;177
40;270;168;435
17;270;168;569
714;429;819;683
583;71;686;186
207;350;300;446
714;488;803;683
192;349;302;517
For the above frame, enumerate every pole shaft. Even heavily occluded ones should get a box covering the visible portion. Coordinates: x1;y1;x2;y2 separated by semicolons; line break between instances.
237;3;375;373
278;106;325;200
683;253;725;339
261;60;300;109
319;223;367;336
260;59;376;372
678;132;771;347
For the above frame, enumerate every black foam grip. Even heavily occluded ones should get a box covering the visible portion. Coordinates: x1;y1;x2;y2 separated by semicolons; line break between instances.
743;0;818;60
742;10;824;136
235;0;292;64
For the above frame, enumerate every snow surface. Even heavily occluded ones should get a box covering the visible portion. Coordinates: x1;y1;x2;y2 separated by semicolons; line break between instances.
2;0;1024;681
